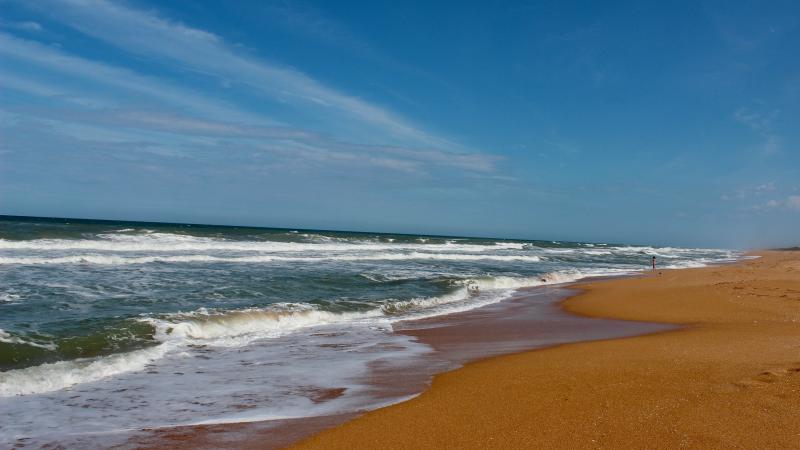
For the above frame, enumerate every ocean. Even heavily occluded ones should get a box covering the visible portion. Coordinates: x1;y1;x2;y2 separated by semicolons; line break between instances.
0;216;740;447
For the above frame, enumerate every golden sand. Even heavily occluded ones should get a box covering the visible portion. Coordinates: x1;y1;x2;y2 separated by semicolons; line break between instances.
293;251;800;449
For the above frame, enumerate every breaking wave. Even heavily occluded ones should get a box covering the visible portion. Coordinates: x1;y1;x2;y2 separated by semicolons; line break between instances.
0;234;526;253
0;267;626;397
0;253;543;265
0;344;170;397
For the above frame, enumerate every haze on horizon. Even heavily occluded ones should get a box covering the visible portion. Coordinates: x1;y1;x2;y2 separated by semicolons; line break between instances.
1;0;798;249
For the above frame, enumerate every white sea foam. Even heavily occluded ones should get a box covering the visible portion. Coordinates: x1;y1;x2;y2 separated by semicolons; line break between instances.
0;252;543;265
0;329;57;350
1;305;390;396
380;290;469;314
464;267;633;291
0;234;735;271
0;292;21;303
583;249;613;255
0;344;171;397
386;267;636;319
145;306;386;346
143;268;615;348
0;234;525;253
542;248;577;254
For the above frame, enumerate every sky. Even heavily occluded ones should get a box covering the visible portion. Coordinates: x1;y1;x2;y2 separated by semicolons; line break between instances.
0;0;798;248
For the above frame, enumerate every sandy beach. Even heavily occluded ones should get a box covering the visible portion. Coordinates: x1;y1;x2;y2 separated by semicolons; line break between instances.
293;251;800;449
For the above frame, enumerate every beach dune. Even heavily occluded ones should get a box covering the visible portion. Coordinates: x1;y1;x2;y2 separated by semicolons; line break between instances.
294;251;800;449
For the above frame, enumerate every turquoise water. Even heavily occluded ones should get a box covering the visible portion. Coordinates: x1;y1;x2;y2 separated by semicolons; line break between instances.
0;216;739;445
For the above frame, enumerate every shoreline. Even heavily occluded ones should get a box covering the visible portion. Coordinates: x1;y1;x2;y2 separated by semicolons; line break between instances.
292;250;800;449
130;272;678;449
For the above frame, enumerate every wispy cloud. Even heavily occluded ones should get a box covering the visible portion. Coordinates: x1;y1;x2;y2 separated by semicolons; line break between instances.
4;0;497;179
0;19;43;32
25;0;461;152
720;181;776;200
0;32;279;125
1;28;495;175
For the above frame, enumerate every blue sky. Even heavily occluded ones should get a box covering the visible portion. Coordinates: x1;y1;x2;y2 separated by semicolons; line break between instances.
1;0;798;247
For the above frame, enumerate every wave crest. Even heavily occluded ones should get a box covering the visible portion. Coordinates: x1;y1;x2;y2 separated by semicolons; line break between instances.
0;344;170;397
0;253;543;266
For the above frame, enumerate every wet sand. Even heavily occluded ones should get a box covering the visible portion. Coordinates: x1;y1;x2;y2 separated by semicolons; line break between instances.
132;282;670;448
294;251;800;449
394;284;671;365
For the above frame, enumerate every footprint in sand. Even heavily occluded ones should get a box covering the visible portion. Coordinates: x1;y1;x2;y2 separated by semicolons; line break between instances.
734;363;800;388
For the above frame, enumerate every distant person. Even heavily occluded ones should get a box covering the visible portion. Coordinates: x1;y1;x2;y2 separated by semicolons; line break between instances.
652;256;657;270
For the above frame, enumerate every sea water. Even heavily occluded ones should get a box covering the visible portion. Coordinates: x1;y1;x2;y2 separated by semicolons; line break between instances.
0;216;740;446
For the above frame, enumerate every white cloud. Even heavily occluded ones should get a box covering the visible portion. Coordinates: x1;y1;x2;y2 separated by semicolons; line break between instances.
27;0;460;151
0;38;496;174
0;33;278;126
754;196;800;212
